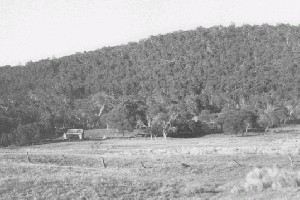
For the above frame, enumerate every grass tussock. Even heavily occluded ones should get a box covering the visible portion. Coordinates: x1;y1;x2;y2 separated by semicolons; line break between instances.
233;166;300;193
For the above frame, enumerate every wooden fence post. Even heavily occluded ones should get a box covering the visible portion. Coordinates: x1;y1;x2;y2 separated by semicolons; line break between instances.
26;152;30;163
101;157;106;168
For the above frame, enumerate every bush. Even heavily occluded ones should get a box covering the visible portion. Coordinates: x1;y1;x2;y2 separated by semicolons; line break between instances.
258;108;289;132
168;120;204;138
106;104;134;133
39;121;55;138
244;167;299;192
0;133;9;147
55;128;68;136
222;109;258;135
8;132;16;145
16;123;41;145
150;121;164;137
231;166;300;193
223;116;244;134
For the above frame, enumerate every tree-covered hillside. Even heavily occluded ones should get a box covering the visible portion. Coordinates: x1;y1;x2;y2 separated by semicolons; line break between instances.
1;23;300;145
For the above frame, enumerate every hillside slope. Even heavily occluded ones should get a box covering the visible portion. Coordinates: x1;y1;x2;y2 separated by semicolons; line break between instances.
1;23;300;144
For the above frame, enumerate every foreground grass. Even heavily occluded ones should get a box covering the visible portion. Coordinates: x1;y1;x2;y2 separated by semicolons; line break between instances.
0;152;233;199
1;127;300;199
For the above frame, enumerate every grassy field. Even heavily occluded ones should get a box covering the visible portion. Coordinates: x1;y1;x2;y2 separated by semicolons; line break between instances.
2;126;300;199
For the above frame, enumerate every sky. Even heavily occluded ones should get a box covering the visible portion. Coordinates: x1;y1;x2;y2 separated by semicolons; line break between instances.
0;0;300;67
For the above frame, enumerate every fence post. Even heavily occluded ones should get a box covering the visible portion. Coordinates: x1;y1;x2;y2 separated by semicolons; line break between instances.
26;152;30;163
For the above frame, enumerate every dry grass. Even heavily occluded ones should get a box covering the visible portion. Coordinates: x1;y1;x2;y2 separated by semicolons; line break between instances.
1;125;300;199
231;166;300;194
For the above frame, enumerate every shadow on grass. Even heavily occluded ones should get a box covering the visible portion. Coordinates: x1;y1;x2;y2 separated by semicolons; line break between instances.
202;190;221;194
85;136;137;141
168;129;223;139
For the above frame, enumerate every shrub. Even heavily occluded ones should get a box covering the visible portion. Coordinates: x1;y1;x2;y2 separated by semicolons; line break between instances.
0;133;9;147
223;117;244;134
231;166;300;193
40;121;55;137
222;109;258;135
39;121;55;138
8;132;16;145
150;122;163;137
167;120;204;138
243;167;299;192
16;123;41;145
106;104;134;134
186;120;205;137
258;108;289;132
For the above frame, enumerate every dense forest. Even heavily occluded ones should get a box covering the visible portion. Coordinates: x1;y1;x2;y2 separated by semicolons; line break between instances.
1;23;300;146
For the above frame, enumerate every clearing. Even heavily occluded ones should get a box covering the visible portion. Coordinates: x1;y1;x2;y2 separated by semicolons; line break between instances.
1;126;300;199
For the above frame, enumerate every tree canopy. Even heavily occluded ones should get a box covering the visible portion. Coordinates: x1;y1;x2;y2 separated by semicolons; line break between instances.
1;23;300;144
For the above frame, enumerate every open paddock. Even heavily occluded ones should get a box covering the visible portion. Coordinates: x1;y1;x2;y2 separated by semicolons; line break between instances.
1;126;300;199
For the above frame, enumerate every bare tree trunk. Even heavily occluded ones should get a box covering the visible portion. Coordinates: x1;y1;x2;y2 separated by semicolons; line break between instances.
146;115;151;128
98;104;105;117
150;133;157;140
162;114;178;140
162;130;167;139
265;126;269;133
